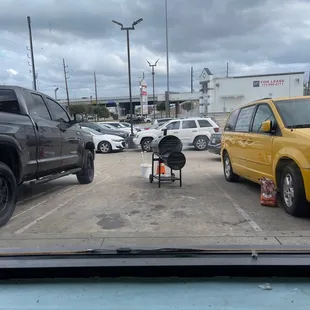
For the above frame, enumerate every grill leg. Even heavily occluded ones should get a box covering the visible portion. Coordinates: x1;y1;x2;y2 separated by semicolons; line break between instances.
158;159;161;188
151;153;154;176
179;169;182;187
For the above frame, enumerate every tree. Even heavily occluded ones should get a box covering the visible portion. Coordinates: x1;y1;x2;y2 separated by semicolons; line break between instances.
94;105;110;119
182;101;193;112
156;102;166;117
69;104;86;115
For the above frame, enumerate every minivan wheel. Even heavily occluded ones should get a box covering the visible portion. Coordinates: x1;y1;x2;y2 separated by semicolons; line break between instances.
223;153;239;182
281;164;308;216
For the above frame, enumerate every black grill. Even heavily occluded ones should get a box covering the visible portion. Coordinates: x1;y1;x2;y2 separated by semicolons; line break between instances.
149;135;186;187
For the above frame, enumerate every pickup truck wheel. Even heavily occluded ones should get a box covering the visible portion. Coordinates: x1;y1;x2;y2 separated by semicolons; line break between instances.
141;138;153;152
77;150;94;184
194;136;209;150
98;141;112;153
0;163;17;227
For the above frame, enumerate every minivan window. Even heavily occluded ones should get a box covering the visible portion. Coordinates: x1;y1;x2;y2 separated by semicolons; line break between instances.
275;99;310;128
252;104;276;132
234;105;256;132
0;89;20;114
224;109;239;131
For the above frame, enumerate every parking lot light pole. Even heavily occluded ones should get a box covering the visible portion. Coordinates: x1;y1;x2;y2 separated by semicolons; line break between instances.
146;59;159;120
112;18;143;149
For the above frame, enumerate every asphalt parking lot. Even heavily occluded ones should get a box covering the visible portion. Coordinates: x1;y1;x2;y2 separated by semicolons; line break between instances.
1;148;310;249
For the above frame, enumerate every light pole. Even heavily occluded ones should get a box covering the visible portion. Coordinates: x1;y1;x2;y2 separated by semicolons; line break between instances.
146;59;159;120
54;87;59;100
165;0;170;117
112;18;143;149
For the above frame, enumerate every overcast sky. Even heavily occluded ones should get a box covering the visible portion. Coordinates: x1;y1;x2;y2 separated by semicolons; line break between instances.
0;0;310;99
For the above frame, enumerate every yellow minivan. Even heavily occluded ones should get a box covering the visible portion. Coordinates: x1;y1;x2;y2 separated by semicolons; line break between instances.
221;96;310;216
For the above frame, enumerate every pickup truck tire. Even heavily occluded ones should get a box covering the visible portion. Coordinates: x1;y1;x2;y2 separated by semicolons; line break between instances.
141;138;153;152
0;162;17;227
76;150;94;184
194;136;209;151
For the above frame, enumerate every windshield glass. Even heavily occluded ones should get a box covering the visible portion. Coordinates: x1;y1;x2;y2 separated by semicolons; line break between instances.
1;0;309;255
275;99;310;127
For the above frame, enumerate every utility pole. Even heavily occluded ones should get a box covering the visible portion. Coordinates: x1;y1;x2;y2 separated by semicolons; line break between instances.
27;16;37;90
94;72;98;105
190;66;194;93
226;62;229;77
146;59;159;120
165;0;170;117
63;58;70;109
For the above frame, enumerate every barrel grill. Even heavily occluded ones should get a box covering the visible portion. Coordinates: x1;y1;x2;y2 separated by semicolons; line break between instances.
149;135;186;187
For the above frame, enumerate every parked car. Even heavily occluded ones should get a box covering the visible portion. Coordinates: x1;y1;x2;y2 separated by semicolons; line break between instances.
124;114;144;124
121;122;142;131
81;127;125;153
80;122;129;141
99;122;138;134
133;117;219;152
208;133;222;155
152;118;173;125
0;86;95;226
222;95;310;217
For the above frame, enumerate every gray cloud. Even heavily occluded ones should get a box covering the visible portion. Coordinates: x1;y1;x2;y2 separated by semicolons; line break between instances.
0;0;309;99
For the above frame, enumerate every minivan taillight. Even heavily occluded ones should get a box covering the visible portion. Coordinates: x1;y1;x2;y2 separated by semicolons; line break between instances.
214;127;219;132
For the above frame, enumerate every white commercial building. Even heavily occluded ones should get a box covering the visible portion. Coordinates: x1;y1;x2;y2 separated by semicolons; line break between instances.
199;68;304;114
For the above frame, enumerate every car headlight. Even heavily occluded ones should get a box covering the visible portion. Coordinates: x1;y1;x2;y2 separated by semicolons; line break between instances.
112;139;124;142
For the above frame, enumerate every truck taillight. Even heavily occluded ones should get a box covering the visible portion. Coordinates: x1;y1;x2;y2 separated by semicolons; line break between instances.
214;127;219;132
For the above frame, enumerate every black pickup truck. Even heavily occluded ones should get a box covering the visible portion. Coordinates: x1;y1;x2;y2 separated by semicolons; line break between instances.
0;86;95;227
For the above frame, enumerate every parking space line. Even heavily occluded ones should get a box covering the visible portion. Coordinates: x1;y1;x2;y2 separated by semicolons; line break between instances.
17;186;62;205
14;175;111;234
12;200;48;220
205;172;262;232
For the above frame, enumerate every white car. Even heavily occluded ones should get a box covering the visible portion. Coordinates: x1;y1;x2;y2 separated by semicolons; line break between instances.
81;127;126;153
98;122;137;135
133;117;220;152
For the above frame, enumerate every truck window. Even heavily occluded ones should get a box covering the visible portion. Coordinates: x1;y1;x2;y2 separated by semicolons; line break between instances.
29;94;51;120
0;89;20;114
46;98;70;123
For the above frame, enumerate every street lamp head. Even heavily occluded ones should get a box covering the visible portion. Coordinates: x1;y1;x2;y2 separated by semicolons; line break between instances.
132;18;143;27
112;20;123;28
